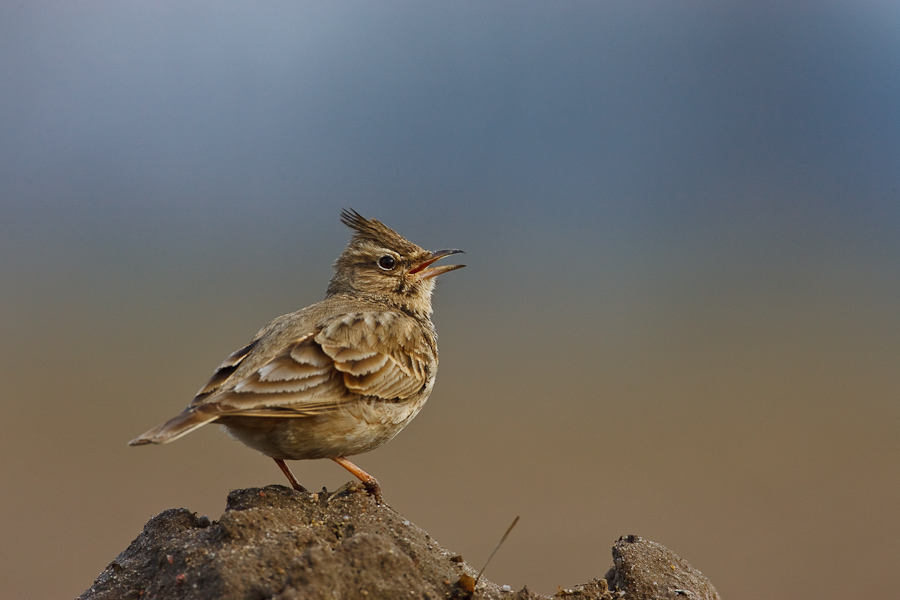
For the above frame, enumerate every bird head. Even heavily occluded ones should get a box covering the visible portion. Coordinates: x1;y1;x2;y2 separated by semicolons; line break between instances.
326;209;465;316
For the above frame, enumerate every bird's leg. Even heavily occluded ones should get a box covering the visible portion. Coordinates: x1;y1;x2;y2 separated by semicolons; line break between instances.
332;457;383;504
273;458;308;493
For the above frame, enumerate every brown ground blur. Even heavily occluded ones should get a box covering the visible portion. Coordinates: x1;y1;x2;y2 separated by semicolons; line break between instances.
2;237;897;599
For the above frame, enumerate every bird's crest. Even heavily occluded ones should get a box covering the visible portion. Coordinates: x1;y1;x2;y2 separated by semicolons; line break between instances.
340;208;421;253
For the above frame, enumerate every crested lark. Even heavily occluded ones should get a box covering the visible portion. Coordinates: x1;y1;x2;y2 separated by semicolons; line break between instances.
129;209;465;503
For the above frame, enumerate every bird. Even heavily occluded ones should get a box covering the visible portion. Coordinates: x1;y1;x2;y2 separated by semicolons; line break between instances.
129;209;465;503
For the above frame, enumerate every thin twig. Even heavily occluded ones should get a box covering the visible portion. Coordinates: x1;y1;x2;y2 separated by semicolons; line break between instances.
474;516;520;588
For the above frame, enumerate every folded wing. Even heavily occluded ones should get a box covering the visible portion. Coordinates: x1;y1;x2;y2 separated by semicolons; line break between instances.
196;311;431;415
129;311;433;445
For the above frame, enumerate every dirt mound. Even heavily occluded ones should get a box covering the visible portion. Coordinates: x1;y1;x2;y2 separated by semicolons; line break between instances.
79;484;719;599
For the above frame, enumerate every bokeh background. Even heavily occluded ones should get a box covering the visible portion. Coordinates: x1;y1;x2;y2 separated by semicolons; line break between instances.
2;2;899;599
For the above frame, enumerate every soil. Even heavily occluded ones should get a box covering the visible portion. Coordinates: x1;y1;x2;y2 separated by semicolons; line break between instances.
79;484;720;600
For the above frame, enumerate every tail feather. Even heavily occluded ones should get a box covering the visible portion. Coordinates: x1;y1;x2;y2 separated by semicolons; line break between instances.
128;407;220;446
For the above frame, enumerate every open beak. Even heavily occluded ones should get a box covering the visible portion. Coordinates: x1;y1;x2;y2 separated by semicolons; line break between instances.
409;249;466;280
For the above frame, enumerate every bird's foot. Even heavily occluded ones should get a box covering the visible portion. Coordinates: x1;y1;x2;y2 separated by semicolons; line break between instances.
332;457;384;504
361;479;384;504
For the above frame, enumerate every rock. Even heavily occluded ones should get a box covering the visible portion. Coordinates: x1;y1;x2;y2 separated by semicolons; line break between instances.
603;535;721;600
79;485;718;600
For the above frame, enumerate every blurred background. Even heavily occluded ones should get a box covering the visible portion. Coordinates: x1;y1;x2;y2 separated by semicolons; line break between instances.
2;2;899;598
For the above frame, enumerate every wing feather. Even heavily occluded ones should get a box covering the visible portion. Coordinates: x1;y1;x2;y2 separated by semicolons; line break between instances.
317;312;432;400
220;339;344;410
188;311;433;418
195;340;258;398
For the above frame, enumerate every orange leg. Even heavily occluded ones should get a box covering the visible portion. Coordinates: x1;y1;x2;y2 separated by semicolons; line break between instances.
332;457;383;504
273;458;308;493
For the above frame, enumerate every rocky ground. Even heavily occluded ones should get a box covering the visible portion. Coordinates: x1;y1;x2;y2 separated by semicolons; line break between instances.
79;484;720;600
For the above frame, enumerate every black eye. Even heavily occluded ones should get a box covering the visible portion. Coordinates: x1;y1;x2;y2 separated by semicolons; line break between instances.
377;255;397;271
